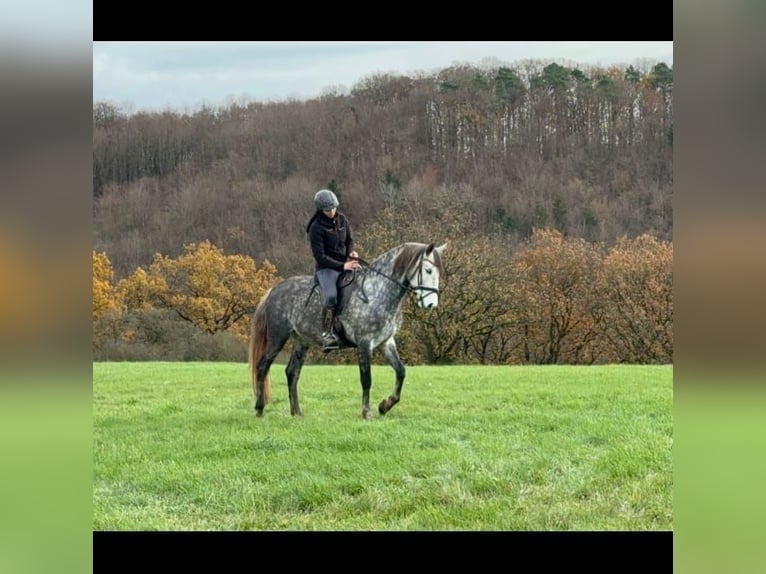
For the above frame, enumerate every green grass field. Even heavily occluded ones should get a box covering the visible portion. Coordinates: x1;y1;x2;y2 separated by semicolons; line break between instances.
93;362;672;531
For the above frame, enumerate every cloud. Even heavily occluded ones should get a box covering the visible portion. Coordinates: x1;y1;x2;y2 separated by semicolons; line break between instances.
93;41;673;113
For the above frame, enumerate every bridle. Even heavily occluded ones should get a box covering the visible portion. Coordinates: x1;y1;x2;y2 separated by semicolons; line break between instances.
348;253;441;306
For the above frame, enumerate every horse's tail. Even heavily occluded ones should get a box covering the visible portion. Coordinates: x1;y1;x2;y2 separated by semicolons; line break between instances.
249;288;272;406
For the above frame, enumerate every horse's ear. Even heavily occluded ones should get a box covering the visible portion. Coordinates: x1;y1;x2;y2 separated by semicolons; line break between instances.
435;242;448;257
426;243;435;254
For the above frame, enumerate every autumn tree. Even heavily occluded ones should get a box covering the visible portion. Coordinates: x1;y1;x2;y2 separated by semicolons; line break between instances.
93;250;125;354
116;266;158;312
401;235;518;364
138;241;280;341
356;185;518;364
509;228;604;364
93;251;121;321
599;234;673;363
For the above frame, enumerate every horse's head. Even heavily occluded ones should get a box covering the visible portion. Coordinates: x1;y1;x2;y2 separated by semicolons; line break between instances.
410;242;447;309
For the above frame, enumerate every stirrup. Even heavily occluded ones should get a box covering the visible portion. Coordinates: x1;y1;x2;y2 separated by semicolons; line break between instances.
321;332;340;352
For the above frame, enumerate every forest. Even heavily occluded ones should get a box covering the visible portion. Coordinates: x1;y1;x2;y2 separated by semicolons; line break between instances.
93;59;673;365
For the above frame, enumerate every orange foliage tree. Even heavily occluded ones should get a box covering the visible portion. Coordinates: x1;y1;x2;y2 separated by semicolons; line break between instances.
509;229;604;364
116;267;162;312
93;250;126;353
120;241;280;342
93;250;121;321
599;234;673;363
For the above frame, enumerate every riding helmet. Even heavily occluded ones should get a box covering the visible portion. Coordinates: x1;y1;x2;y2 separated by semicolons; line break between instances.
314;189;339;211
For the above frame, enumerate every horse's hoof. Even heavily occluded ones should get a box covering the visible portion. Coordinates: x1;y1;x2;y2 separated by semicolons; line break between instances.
378;403;387;415
362;410;372;420
255;410;264;418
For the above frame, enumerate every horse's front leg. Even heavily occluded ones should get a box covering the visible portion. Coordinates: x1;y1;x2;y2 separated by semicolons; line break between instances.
379;337;405;415
357;343;373;420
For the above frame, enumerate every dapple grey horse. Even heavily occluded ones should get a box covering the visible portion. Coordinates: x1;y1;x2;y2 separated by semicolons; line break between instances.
249;242;447;419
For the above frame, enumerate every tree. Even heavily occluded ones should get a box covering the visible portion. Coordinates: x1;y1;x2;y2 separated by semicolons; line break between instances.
649;63;673;95
116;267;160;312
494;66;527;155
402;236;518;364
93;251;121;321
647;63;673;157
529;63;574;158
142;241;280;341
495;66;526;106
509;229;603;364
93;250;126;355
599;234;673;363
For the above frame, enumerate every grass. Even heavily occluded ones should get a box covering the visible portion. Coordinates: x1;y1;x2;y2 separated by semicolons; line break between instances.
93;362;672;531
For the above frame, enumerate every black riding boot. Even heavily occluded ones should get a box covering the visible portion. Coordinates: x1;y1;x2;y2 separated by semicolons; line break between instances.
321;306;340;352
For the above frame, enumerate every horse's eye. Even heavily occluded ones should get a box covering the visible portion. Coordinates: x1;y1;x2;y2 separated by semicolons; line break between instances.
425;268;432;274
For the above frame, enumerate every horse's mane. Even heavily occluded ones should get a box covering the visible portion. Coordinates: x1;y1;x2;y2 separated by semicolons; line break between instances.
390;242;445;280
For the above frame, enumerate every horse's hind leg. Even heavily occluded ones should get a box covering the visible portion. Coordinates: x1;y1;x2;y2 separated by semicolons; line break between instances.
285;343;308;416
379;337;405;415
254;334;290;417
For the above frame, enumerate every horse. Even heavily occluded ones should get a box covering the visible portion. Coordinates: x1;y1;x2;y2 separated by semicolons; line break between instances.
248;241;447;420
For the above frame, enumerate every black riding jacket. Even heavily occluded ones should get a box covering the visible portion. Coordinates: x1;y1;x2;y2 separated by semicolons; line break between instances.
308;210;355;272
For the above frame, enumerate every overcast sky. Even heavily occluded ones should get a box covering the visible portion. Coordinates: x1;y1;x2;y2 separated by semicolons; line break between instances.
93;41;674;114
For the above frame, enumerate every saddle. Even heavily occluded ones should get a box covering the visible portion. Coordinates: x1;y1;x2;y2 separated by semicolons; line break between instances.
309;269;356;315
308;270;358;348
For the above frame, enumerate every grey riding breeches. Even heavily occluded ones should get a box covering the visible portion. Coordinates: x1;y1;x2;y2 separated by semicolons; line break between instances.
315;268;341;308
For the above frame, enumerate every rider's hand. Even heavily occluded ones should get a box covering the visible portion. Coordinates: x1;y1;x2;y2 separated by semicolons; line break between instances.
344;260;359;271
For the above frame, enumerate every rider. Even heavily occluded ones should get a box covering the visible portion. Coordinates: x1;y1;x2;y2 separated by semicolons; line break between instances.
306;189;360;351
